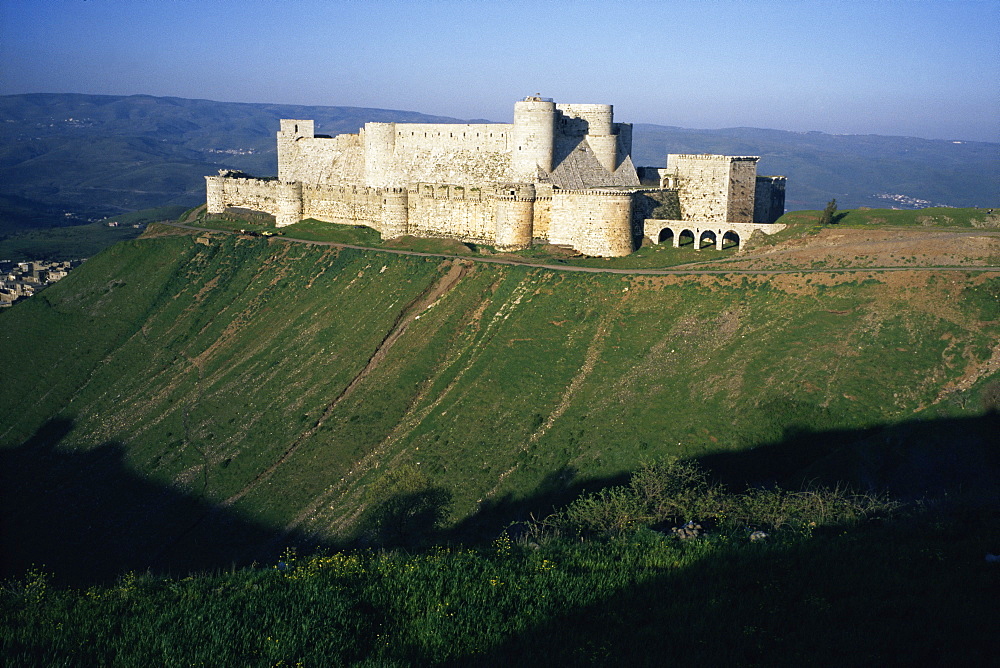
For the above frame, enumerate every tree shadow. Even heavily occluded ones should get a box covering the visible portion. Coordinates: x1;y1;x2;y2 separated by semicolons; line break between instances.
0;418;327;586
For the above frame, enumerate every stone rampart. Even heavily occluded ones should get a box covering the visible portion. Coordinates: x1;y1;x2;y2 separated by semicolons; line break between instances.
407;183;497;243
391;123;512;153
301;184;387;230
550;189;634;257
205;176;282;216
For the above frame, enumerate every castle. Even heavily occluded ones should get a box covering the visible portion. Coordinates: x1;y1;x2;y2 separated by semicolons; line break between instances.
206;96;786;257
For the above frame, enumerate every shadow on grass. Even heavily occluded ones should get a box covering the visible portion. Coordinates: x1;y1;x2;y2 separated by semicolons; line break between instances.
452;514;998;667
0;418;326;586
4;411;997;587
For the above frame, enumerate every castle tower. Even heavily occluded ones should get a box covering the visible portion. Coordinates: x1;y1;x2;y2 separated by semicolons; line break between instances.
494;184;536;250
380;188;409;239
512;97;556;181
668;154;759;224
205;175;225;214
558;103;618;173
277;120;314;182
275;181;303;227
363;123;397;188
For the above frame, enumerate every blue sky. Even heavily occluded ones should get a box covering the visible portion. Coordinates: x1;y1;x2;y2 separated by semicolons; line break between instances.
2;0;998;141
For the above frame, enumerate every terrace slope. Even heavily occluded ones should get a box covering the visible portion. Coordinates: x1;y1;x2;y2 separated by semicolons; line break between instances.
2;225;998;581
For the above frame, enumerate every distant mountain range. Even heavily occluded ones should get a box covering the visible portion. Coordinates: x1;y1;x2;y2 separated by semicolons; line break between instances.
2;93;997;232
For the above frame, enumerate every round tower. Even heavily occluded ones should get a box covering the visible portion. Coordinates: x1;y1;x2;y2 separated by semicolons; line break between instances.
363;122;397;188
512;97;556;181
380;188;409;239
275;181;303;227
494;184;535;250
574;191;633;257
562;103;616;172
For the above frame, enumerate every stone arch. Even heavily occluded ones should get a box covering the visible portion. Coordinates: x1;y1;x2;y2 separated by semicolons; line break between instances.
677;229;696;247
657;227;675;244
698;230;717;250
722;230;741;249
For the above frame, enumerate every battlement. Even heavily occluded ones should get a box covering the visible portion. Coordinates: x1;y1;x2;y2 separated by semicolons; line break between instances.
670;154;759;162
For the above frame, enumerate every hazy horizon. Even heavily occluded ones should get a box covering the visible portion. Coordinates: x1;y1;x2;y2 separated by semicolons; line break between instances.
2;0;998;143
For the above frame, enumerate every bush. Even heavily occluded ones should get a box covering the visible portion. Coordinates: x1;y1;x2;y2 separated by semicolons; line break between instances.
524;458;899;540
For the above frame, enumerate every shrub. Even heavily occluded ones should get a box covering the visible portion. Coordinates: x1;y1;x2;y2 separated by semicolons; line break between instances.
524;458;899;540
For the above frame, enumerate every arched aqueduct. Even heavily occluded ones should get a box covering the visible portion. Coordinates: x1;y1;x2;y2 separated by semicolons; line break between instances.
643;220;783;250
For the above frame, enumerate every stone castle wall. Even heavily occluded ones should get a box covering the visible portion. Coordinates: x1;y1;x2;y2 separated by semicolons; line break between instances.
207;98;787;258
407;184;497;243
667;154;759;224
550;189;634;256
754;175;787;225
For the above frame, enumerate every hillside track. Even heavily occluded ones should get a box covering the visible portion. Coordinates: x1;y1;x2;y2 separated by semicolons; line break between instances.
220;260;472;508
151;257;472;560
162;222;1000;276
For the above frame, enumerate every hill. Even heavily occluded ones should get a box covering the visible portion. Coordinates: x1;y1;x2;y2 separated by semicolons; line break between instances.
2;93;997;235
2;221;998;583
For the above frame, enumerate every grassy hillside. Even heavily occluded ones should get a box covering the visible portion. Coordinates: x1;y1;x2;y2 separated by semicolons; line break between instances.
2;226;998;584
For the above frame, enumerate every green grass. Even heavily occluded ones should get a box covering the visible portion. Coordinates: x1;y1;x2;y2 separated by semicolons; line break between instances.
1;226;997;586
777;206;999;229
1;224;997;664
2;488;994;667
0;206;187;261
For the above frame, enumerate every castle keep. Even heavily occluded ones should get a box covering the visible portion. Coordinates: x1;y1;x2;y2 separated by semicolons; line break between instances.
206;97;786;256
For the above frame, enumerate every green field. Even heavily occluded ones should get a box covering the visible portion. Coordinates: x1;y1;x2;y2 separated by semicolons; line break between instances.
0;206;188;261
777;206;999;229
2;225;997;579
2;222;998;663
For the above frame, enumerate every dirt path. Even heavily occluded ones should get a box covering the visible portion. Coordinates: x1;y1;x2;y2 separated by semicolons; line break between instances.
220;260;471;508
161;222;1000;276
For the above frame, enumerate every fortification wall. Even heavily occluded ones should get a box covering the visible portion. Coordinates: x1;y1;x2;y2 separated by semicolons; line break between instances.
279;134;362;185
205;176;282;216
550;189;633;257
532;183;554;239
406;184;497;243
300;184;387;231
383;148;512;188
391;123;512;153
754;176;787;224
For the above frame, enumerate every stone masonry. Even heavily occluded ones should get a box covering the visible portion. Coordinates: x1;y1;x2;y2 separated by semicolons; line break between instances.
206;97;787;256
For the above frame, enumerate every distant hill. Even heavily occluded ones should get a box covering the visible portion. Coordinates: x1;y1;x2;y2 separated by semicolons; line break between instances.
2;93;997;232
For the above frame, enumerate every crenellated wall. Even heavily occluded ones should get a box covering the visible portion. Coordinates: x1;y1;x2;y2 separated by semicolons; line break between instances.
406;183;496;242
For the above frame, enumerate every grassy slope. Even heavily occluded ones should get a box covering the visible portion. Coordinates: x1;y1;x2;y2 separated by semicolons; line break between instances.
2;226;998;580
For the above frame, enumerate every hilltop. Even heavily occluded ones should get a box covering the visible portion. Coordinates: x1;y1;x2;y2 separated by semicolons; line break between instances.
2;215;997;584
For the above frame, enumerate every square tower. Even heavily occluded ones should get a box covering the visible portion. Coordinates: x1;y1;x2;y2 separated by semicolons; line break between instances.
666;154;759;224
